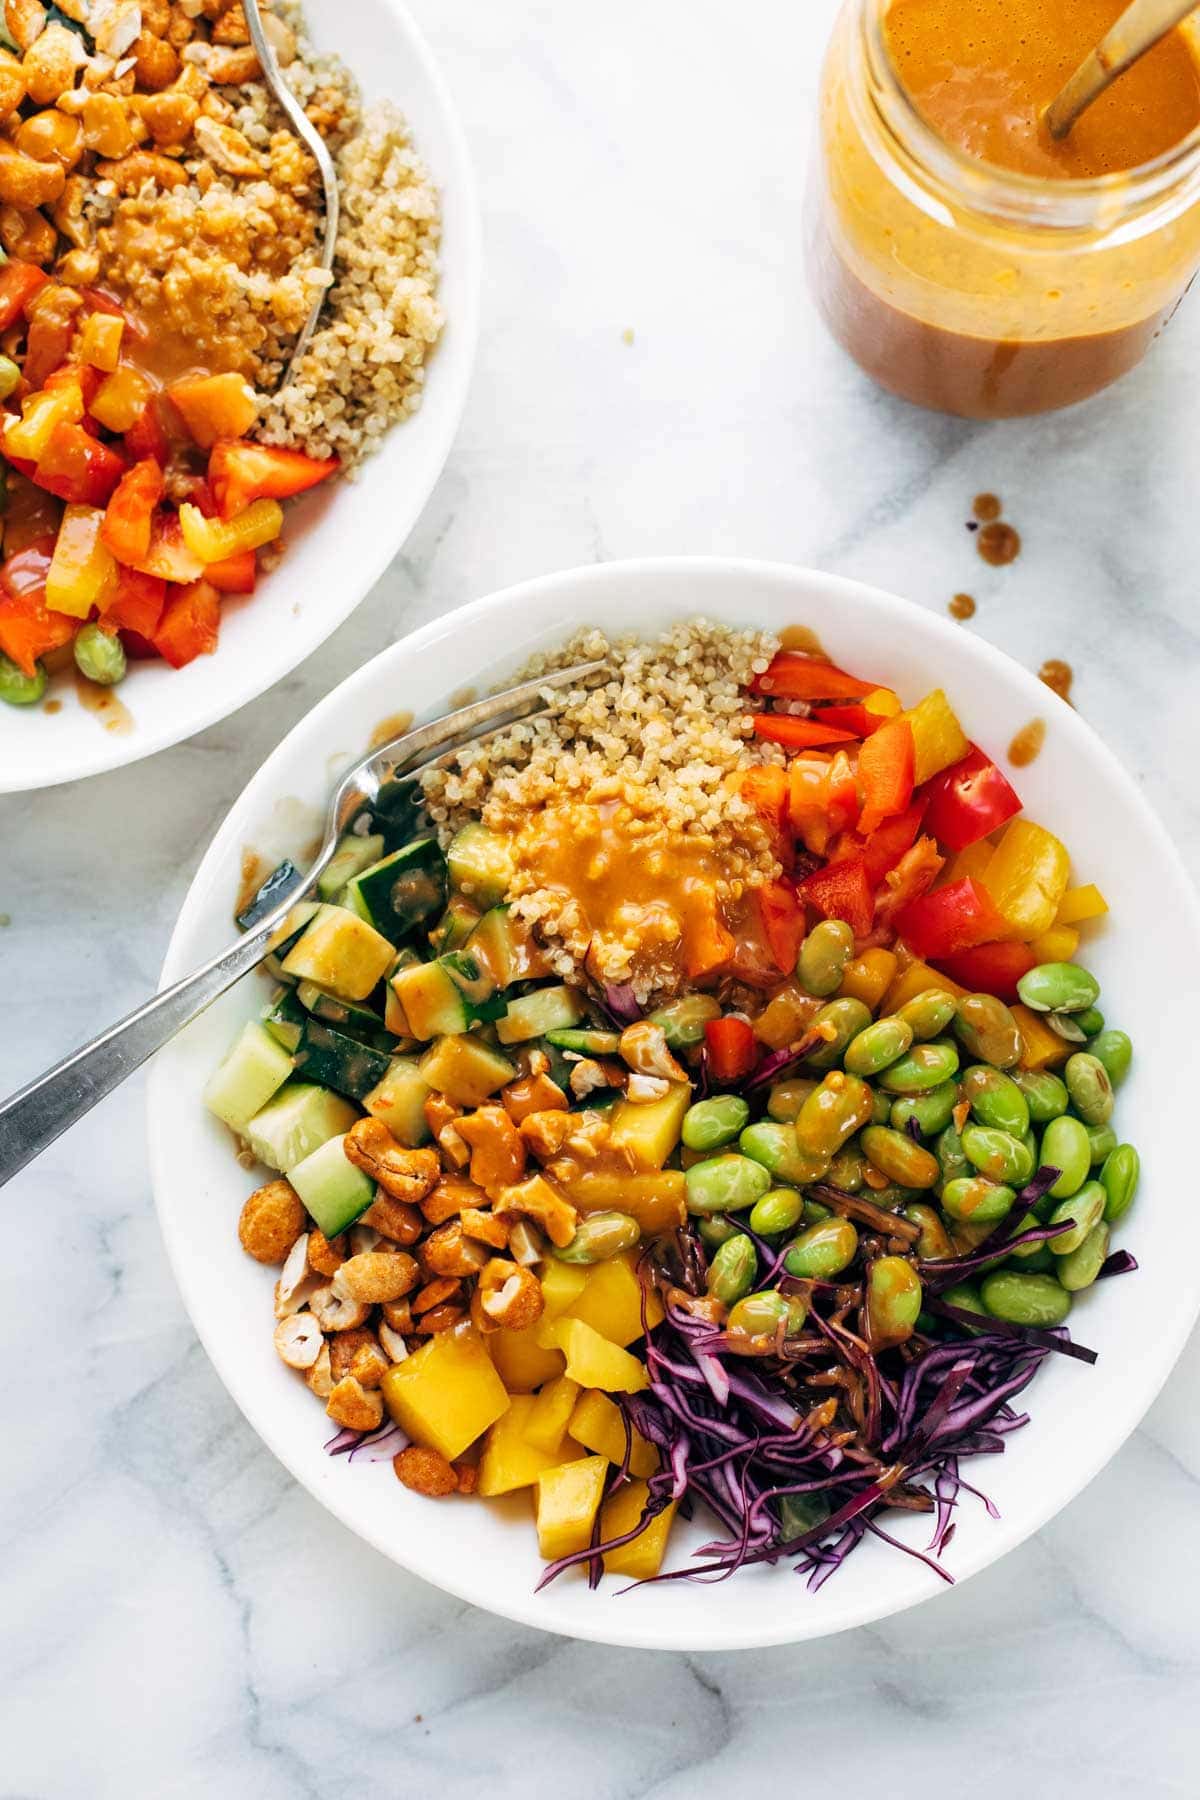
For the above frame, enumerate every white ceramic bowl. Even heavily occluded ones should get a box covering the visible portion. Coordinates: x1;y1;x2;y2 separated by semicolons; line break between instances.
0;0;479;795
149;558;1200;1650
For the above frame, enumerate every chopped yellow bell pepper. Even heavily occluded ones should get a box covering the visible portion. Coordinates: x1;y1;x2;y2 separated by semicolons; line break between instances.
46;504;117;618
563;1251;664;1348
1012;1003;1070;1070
900;688;970;785
601;1479;678;1579
535;1455;608;1560
569;1389;659;1477
5;377;83;462
539;1260;588;1322
865;687;902;719
536;1317;650;1392
839;948;897;1010
78;311;124;372
556;1169;686;1236
946;839;995;887
382;1325;508;1460
608;1081;690;1170
90;366;150;434
981;819;1071;940
1029;925;1080;964
476;1395;578;1496
881;958;966;1013
179;497;283;565
486;1324;565;1393
524;1375;581;1452
1055;884;1109;927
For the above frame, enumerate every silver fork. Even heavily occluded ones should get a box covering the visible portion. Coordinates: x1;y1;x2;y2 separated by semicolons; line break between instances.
0;660;607;1191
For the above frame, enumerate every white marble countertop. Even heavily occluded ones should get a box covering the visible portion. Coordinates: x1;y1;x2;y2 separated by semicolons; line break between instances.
6;0;1200;1792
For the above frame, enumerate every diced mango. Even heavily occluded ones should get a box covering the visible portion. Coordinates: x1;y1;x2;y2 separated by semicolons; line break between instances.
78;311;123;372
1013;1002;1071;1071
524;1375;581;1452
417;1034;515;1107
900;688;969;785
609;1082;691;1170
981;820;1071;941
881;957;966;1013
476;1395;577;1496
540;1260;588;1322
557;1169;686;1235
601;1479;678;1580
753;984;820;1051
382;1326;509;1460
839;948;897;1010
169;371;257;446
535;1455;608;1561
537;1317;650;1392
569;1389;659;1477
1055;883;1109;927
90;366;150;434
564;1252;664;1348
280;904;395;1001
487;1324;565;1393
1029;925;1080;963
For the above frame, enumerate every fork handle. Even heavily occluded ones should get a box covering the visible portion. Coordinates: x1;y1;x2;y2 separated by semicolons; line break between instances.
0;912;281;1192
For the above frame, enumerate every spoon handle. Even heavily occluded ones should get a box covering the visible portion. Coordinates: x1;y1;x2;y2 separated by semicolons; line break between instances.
1046;0;1198;139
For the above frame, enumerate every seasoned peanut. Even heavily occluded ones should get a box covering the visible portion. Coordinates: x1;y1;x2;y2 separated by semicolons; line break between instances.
193;114;259;174
343;1118;440;1204
377;1321;409;1364
133;87;198;146
455;1463;478;1495
412;1302;464;1334
380;1298;414;1334
518;1109;575;1162
211;1;249;43
131;28;179;89
196;41;259;83
412;1277;460;1316
360;1191;422;1246
80;90;137;156
273;1313;323;1371
23;22;84;104
238;1179;304;1264
420;1220;489;1279
306;1228;345;1277
304;1342;332;1400
0;141;64;205
0;48;27;115
55;245;99;283
477;1257;544;1330
308;1284;370;1333
393;1445;457;1497
274;1234;320;1319
332;1250;420;1305
501;1071;568;1123
328;1325;377;1382
421;1175;486;1225
4;0;44;52
455;1105;526;1197
0;204;55;262
493;1172;578;1247
459;1206;509;1249
94;149;187;190
326;1376;383;1433
619;1020;688;1082
17;108;83;167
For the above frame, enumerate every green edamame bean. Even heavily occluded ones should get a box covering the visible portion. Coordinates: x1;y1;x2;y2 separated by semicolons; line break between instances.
1086;1123;1118;1166
554;1210;642;1263
1010;1068;1069;1125
981;1269;1071;1327
1065;1052;1114;1126
783;1217;859;1279
940;1280;987;1322
706;1233;758;1306
861;1124;941;1190
1057;1222;1111;1293
797;919;856;997
777;1492;831;1541
1075;1007;1105;1038
870;1086;892;1125
870;1183;922;1210
1089;1029;1132;1089
843;1016;913;1077
802;1197;833;1223
682;1094;750;1151
685;1153;771;1215
73;622;126;687
804;997;874;1070
961;1065;1030;1138
890;1080;958;1137
953;993;1021;1068
1016;961;1100;1015
1101;1144;1140;1225
935;1122;969;1186
648;993;721;1049
894;988;959;1041
903;1201;955;1261
0;354;18;401
879;1039;960;1094
739;1121;829;1186
1047;1179;1106;1255
698;1215;740;1250
767;1077;819;1122
827;1145;866;1192
866;1256;923;1345
748;1186;805;1237
961;1124;1034;1188
727;1289;807;1339
941;1176;1015;1224
794;1071;874;1159
1008;1242;1056;1272
0;650;46;706
1042;1114;1091;1198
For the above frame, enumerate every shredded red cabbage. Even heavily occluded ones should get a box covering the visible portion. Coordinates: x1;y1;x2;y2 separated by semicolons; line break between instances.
601;984;643;1025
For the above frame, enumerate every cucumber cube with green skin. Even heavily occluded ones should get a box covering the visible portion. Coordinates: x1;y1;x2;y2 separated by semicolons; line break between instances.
293;1019;394;1101
204;1020;294;1131
317;832;385;903
288;1134;375;1238
296;981;387;1041
465;905;551;988
245;1083;358;1172
429;896;483;954
496;984;587;1045
344;838;447;941
364;1056;433;1146
418;1034;515;1107
447;823;515;908
390;960;469;1040
545;1028;621;1055
262;988;307;1053
439;951;506;1022
235;860;301;932
280;904;395;1002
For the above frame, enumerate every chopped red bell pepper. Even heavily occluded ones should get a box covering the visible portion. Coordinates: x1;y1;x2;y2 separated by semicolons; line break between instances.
894;876;1011;960
0;536;56;597
859;797;928;884
44;363;104;408
752;712;857;750
857;715;915;835
751;651;877;701
737;764;789;837
101;458;164;564
152;578;220;668
0;260;48;333
79;286;126;318
122;396;170;465
24;313;77;393
813;701;887;736
119;628;161;660
758;879;804;974
934;940;1037;1004
789;751;858;856
922;744;1022;852
705;1016;759;1083
208;440;339;519
133;510;206;584
0;583;77;675
33;421;125;506
798;857;874;939
99;566;166;638
204;547;257;594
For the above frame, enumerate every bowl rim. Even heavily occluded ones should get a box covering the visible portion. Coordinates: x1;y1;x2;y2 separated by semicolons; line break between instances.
0;0;481;796
149;555;1200;1649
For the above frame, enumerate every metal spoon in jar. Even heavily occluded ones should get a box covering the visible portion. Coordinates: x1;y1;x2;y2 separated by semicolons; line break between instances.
241;0;340;386
1045;0;1200;141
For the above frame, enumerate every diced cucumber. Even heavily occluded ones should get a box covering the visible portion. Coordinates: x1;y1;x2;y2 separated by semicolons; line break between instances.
447;823;515;908
496;984;587;1045
296;981;386;1041
262;987;307;1054
545;1027;621;1055
391;960;469;1040
466;905;551;988
418;1034;515;1107
244;1082;358;1172
280;904;395;1002
204;1020;294;1131
429;895;483;954
236;859;301;931
364;1056;433;1146
317;831;385;902
345;838;447;940
288;1134;375;1238
439;951;506;1022
262;900;322;984
293;1019;393;1101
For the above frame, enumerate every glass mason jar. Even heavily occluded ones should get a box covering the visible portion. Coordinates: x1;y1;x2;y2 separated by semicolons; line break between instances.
810;0;1200;418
